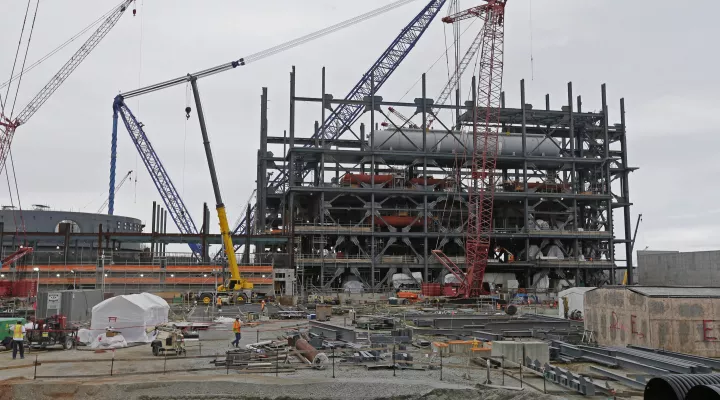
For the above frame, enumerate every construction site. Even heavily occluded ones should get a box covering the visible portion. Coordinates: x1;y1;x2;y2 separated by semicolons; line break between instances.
0;0;715;399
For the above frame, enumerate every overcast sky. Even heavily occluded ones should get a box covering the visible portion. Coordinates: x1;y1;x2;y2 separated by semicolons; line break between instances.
1;0;718;261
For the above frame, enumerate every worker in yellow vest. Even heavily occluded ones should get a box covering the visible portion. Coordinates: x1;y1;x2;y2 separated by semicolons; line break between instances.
11;320;25;360
260;300;266;316
231;317;242;347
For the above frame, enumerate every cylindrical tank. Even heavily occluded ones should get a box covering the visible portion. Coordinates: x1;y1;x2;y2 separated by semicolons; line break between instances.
371;129;560;157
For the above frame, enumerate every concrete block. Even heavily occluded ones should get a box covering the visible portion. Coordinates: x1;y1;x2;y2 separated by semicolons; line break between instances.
523;341;549;365
490;341;523;364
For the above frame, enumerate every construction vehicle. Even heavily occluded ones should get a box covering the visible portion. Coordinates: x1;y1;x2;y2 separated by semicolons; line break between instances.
149;324;186;356
26;314;77;350
431;0;507;298
395;291;421;305
187;78;253;302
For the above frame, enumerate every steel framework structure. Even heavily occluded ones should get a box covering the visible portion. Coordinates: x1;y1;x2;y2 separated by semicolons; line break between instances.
253;65;636;294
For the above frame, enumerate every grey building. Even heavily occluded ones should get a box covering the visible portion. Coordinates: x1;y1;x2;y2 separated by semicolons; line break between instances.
0;206;144;254
637;250;720;286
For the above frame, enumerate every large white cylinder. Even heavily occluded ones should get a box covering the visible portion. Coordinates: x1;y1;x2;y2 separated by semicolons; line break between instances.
370;129;560;157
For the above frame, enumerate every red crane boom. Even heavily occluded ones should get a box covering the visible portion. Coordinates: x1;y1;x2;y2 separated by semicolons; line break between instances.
433;0;507;298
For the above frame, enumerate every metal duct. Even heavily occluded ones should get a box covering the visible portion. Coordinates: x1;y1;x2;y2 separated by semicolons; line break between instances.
370;129;560;157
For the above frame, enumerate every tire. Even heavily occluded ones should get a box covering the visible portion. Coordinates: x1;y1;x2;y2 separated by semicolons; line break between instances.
201;295;212;304
63;337;74;350
152;345;160;356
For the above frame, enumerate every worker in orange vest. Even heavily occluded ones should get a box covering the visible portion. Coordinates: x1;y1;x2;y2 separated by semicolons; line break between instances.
216;295;223;312
260;300;266;316
231;317;242;347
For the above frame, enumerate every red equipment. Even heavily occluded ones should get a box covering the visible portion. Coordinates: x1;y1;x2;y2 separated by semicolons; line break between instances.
432;0;507;298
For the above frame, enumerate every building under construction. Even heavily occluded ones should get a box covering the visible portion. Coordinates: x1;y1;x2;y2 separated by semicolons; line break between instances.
254;67;635;294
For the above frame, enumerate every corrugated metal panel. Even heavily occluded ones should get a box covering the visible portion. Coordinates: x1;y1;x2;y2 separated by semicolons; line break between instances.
37;289;103;322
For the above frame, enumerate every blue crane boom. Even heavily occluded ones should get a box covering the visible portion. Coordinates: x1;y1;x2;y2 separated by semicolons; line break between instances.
113;96;202;255
256;0;447;236
311;0;446;143
108;1;421;257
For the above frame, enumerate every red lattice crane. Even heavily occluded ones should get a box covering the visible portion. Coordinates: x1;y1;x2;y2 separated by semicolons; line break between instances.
432;0;507;298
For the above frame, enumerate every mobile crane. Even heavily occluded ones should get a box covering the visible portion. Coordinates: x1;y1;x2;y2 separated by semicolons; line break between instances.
188;77;253;301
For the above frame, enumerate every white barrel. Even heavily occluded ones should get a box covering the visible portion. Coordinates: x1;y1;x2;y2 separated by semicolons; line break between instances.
371;129;560;157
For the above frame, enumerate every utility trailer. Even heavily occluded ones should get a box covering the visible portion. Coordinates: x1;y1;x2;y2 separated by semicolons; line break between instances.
26;314;77;350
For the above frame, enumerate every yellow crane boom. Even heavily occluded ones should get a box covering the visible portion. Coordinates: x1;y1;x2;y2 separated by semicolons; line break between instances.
189;77;253;299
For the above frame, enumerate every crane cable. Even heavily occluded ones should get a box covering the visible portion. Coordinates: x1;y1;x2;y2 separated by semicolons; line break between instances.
1;0;33;115
134;0;143;204
8;0;41;120
0;1;121;91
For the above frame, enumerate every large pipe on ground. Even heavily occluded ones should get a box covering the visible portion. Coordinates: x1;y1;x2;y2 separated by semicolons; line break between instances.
295;339;328;369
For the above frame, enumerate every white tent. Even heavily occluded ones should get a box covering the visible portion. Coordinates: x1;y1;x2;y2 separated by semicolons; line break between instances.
91;293;169;342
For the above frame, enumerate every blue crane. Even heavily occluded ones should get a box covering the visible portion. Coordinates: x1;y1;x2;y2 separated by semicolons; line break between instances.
254;0;447;236
113;97;203;255
109;0;421;257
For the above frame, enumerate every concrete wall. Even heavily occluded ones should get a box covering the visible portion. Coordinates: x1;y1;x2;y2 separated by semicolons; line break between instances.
585;288;720;357
638;250;720;286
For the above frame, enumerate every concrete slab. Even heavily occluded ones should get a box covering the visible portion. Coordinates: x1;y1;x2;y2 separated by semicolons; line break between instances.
523;341;549;365
490;341;523;364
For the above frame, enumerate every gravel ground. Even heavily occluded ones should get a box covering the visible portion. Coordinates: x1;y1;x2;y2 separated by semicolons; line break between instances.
7;376;569;400
0;315;585;399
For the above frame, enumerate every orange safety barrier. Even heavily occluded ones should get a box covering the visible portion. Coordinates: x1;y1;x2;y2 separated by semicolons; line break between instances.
38;278;96;285
16;265;96;272
102;277;162;284
16;265;273;273
165;277;273;285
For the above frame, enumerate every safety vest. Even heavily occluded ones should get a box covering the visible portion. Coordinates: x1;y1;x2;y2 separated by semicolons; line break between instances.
216;297;222;306
233;320;241;333
13;324;23;340
261;301;265;310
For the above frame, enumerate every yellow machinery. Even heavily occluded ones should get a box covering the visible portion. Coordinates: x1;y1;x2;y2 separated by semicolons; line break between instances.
189;77;253;301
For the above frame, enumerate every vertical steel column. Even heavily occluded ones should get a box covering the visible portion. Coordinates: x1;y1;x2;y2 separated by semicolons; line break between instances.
520;80;529;261
422;73;429;282
161;209;167;257
320;68;327;286
109;107;118;215
576;95;584;234
242;205;251;264
258;87;268;234
601;84;614;283
288;67;297;290
370;74;376;288
151;201;157;258
619;98;633;284
201;202;209;262
568;82;579;261
455;88;461;130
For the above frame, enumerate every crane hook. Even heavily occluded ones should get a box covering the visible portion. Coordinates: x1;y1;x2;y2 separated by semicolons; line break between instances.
185;106;192;120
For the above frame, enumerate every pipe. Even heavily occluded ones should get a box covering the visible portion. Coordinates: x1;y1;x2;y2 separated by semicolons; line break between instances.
294;338;319;361
645;374;720;400
686;384;720;400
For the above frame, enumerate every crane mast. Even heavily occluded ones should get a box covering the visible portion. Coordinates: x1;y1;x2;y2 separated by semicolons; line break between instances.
433;0;507;298
0;0;134;176
188;77;252;296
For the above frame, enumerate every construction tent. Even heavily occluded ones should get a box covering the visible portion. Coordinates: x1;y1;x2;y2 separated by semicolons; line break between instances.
90;293;169;342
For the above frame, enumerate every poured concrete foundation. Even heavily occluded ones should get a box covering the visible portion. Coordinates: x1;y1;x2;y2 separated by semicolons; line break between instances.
584;287;720;357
